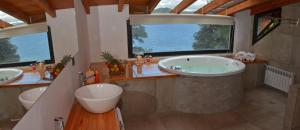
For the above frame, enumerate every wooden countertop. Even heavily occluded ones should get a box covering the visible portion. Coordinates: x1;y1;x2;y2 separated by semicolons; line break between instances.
65;102;120;130
0;71;52;88
89;61;178;82
241;58;267;64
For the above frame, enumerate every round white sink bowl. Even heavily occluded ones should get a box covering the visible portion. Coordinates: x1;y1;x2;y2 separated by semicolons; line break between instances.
75;83;123;113
19;86;48;110
0;68;23;85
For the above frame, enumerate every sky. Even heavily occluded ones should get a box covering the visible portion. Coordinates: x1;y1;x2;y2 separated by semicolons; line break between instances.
155;0;214;12
0;11;24;25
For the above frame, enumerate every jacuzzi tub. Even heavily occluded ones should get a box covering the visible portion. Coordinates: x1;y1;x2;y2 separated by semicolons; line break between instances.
158;55;245;77
158;55;246;114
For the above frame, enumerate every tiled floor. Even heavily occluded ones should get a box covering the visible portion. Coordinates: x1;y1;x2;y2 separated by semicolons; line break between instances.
124;87;287;130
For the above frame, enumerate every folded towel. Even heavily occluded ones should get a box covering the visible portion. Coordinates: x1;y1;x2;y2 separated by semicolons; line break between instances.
245;52;256;61
234;51;256;61
235;51;246;61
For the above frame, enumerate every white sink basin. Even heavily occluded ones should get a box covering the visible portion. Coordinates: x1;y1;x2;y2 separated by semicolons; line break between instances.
75;83;123;113
0;68;23;85
19;86;48;110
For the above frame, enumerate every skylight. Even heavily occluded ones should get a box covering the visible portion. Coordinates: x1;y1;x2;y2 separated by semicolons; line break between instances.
182;0;214;13
0;11;24;26
153;0;183;13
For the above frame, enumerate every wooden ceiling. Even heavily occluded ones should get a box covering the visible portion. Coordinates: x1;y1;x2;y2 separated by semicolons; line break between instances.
0;0;300;27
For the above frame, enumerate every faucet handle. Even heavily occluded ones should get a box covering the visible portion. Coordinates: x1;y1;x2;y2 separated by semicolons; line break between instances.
78;71;84;76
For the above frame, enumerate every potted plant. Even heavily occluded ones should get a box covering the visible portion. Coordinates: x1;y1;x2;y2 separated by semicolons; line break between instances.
100;51;125;75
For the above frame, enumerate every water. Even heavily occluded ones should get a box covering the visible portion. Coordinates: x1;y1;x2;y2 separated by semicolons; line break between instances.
133;24;200;52
180;64;229;74
9;32;51;62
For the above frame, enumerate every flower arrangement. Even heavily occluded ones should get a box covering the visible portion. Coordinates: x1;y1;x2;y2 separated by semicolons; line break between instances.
100;51;125;75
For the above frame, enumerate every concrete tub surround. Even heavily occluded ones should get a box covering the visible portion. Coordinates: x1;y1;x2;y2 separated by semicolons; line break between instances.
118;74;243;115
175;75;243;113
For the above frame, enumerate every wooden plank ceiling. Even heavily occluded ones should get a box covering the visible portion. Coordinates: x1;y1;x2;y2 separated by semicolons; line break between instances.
0;0;299;28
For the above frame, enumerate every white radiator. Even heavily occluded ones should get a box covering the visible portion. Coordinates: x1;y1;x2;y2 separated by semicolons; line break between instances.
264;65;295;92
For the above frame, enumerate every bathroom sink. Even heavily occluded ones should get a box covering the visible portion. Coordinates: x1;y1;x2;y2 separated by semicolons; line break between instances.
75;83;123;113
19;86;48;110
0;68;23;85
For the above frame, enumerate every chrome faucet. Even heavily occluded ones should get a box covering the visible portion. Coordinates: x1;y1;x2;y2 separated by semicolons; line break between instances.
78;72;95;87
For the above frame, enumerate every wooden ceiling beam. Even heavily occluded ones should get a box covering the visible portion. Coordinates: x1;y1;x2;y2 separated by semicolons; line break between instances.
195;0;231;14
118;0;126;12
29;14;47;24
82;0;90;14
218;0;271;15
0;1;30;23
251;0;300;15
88;0;119;6
0;19;12;28
147;0;160;13
33;0;56;17
172;0;197;14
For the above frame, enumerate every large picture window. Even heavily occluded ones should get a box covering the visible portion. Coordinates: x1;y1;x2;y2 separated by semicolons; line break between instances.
127;15;234;58
0;26;54;67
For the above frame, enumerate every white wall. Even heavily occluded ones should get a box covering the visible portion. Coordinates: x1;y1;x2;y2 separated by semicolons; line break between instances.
75;0;91;66
87;5;130;62
87;6;101;62
14;0;91;129
46;9;79;62
233;10;253;52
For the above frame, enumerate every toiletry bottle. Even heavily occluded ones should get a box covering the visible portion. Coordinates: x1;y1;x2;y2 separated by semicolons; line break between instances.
95;70;100;83
85;68;95;84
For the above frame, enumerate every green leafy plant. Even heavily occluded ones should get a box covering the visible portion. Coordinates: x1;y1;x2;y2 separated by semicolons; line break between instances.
100;51;121;64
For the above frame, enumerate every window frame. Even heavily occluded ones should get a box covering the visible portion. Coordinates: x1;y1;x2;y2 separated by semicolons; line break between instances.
252;8;282;45
0;26;55;68
127;20;235;58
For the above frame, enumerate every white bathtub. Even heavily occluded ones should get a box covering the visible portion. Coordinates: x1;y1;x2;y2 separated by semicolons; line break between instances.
158;55;246;77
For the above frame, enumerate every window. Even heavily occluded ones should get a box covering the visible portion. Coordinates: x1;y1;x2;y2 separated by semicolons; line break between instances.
0;26;54;67
127;15;234;58
252;8;281;45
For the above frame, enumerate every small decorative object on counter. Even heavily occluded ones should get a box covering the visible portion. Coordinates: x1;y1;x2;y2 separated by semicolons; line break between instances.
137;65;143;74
135;54;144;66
144;55;152;64
51;55;73;78
95;70;100;83
37;62;46;79
85;68;95;84
30;63;37;72
100;51;125;75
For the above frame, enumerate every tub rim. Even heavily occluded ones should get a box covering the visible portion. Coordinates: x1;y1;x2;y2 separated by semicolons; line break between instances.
158;55;246;77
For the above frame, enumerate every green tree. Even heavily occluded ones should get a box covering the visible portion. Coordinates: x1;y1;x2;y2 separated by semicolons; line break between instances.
193;25;230;50
0;38;20;64
132;25;147;43
132;25;149;54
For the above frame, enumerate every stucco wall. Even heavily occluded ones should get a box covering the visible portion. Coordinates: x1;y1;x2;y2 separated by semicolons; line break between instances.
86;5;130;62
253;3;300;83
